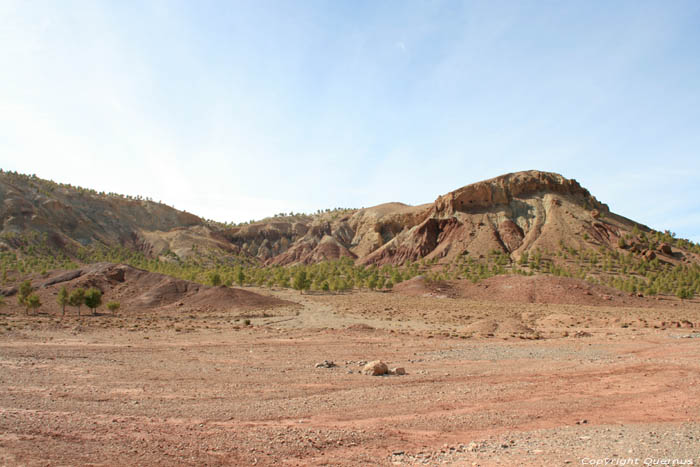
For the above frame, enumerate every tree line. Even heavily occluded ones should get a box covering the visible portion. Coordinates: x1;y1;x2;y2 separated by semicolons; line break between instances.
13;280;120;316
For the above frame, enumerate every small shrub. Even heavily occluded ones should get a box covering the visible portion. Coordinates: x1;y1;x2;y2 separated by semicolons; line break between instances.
106;301;120;314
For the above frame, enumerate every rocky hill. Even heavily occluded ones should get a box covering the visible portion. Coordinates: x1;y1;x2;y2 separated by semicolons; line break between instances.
1;169;697;269
1;262;291;314
224;170;694;267
0;171;236;258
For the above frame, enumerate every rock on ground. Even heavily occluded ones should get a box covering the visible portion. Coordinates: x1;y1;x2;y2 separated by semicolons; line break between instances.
362;360;388;376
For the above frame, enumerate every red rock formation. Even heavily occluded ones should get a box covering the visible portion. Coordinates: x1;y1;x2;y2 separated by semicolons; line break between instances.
433;171;607;216
498;220;525;252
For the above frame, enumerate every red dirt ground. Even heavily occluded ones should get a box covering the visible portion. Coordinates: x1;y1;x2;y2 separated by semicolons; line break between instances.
1;270;700;465
394;274;666;308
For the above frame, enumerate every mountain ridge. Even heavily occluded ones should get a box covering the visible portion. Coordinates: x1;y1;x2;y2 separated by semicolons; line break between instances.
0;169;689;270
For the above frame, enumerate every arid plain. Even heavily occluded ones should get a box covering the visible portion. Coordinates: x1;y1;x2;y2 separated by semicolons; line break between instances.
2;280;700;466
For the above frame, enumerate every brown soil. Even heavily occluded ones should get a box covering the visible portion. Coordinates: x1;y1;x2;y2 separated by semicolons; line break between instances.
1;275;700;465
394;274;663;308
3;263;292;315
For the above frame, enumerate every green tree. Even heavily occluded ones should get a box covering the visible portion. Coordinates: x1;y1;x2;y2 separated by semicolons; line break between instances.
69;288;86;317
84;288;103;315
106;301;120;315
209;271;222;286
235;268;246;286
276;275;290;288
17;280;32;311
292;269;310;294
376;275;386;289
312;275;324;291
366;273;378;290
676;287;694;300
518;252;529;266
25;293;41;315
336;277;349;292
57;286;69;316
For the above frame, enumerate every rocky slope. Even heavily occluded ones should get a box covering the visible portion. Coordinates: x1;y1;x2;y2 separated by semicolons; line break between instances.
1;169;692;266
2;262;291;313
0;171;234;258
226;170;664;266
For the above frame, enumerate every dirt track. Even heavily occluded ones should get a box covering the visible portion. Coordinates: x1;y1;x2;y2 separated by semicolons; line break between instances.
1;288;700;466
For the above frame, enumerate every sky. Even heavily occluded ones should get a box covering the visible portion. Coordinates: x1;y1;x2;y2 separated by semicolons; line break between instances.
1;1;699;242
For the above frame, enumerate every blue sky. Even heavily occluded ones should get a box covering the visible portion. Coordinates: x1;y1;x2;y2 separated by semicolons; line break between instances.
1;1;699;242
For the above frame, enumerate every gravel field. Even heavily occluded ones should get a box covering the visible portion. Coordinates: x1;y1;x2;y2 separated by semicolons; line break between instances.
1;288;700;465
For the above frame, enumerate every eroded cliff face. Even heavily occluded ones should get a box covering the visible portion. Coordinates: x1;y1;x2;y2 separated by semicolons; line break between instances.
354;171;624;265
222;202;431;265
217;170;628;266
0;170;641;266
433;171;606;215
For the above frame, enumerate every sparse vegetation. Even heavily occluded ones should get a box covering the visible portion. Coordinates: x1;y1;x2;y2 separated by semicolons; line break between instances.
2;229;700;303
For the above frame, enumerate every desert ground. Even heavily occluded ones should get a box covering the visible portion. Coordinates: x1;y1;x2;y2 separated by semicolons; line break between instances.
2;283;700;466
